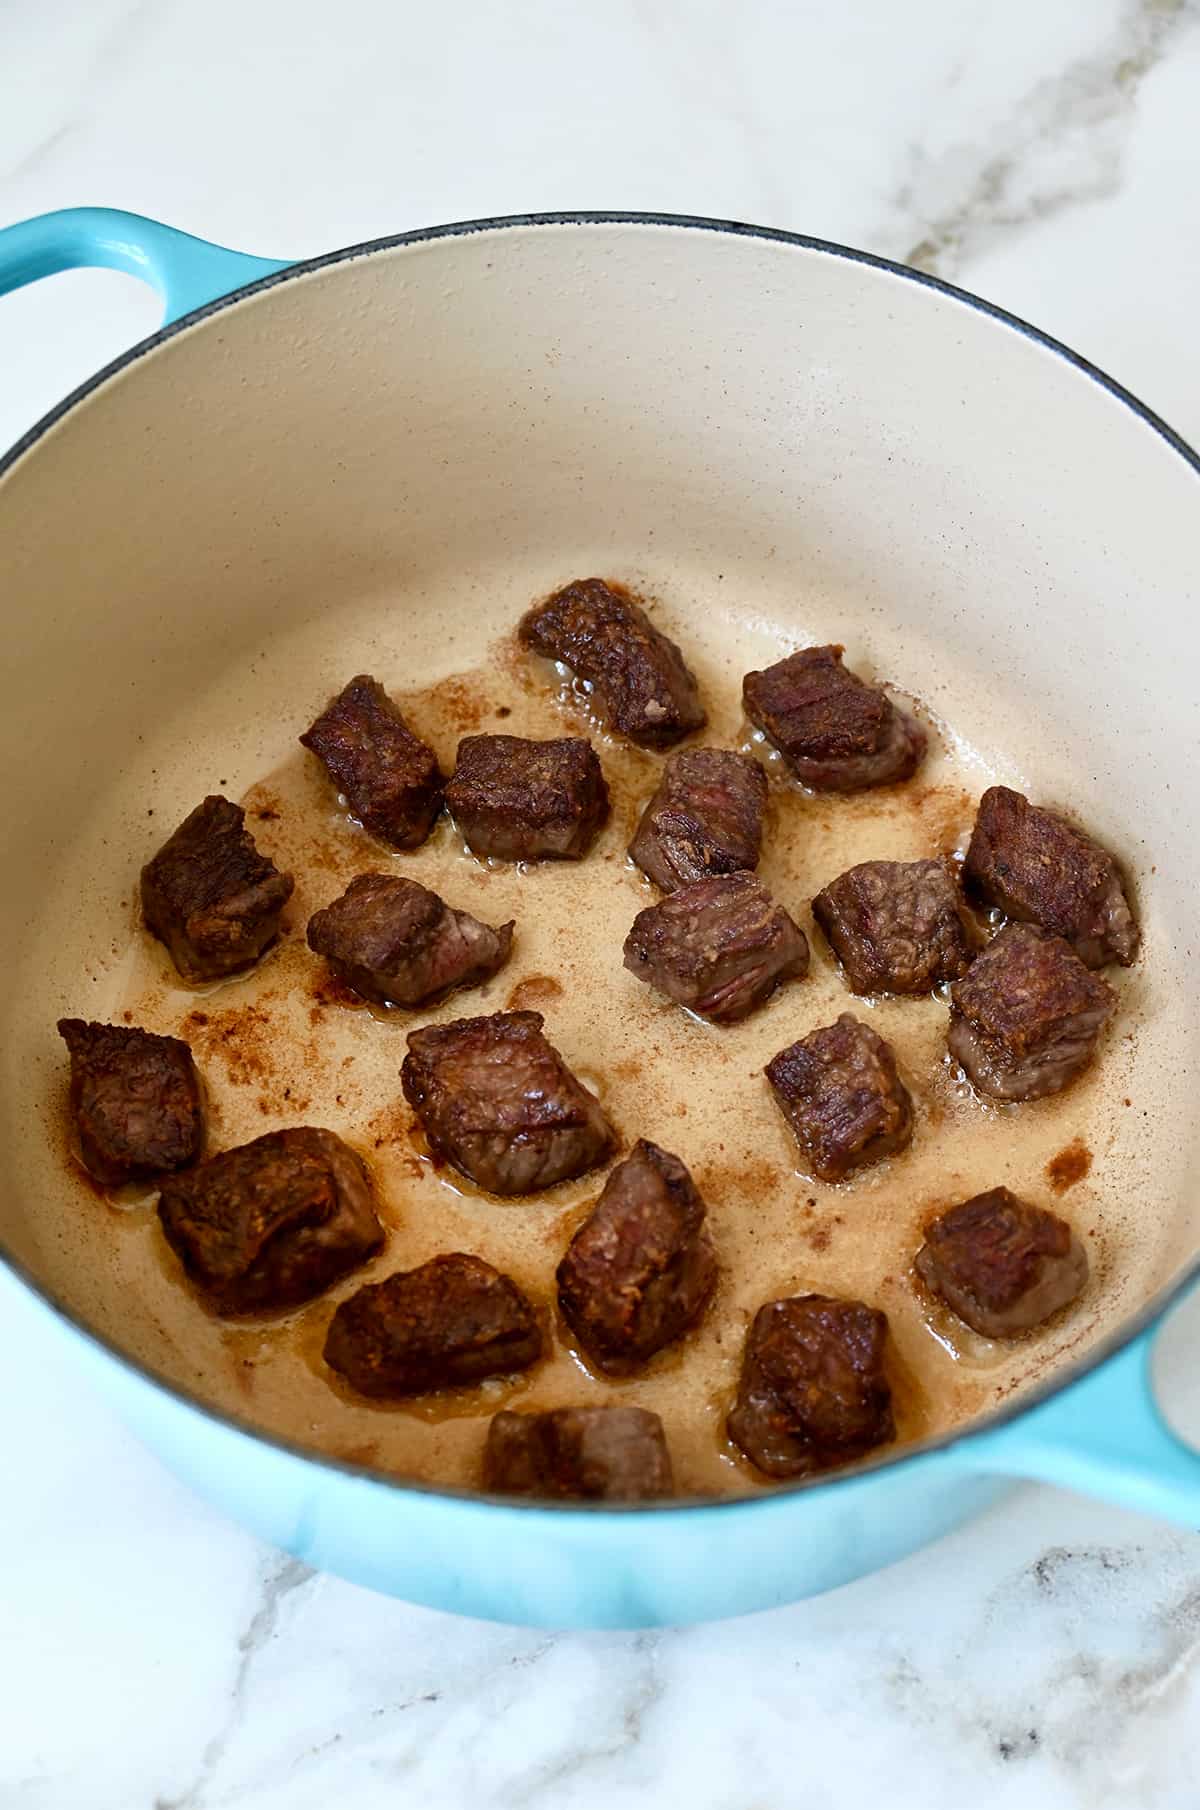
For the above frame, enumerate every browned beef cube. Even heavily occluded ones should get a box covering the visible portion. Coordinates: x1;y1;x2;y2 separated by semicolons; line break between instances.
623;872;809;1025
300;674;443;849
158;1127;382;1315
519;577;706;748
483;1405;673;1500
58;1019;204;1188
629;747;768;892
324;1253;541;1398
141;796;294;983
728;1295;895;1478
557;1139;717;1372
915;1188;1089;1338
766;1013;913;1182
812;857;974;995
742;644;925;791
964;786;1139;968
445;734;609;861
401;1010;616;1194
306;873;513;1008
948;923;1115;1102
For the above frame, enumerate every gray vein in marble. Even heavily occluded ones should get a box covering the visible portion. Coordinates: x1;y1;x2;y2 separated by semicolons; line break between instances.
153;1556;314;1810
505;1633;664;1808
1;0;159;187
892;0;1197;275
5;124;76;188
300;1686;444;1768
83;0;164;100
631;0;794;232
875;1543;1200;1803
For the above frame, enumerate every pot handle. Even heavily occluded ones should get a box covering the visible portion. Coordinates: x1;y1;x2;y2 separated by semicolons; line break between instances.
953;1301;1200;1526
0;207;291;326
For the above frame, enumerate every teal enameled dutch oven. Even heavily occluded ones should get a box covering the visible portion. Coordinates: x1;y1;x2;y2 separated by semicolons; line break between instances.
0;207;1197;1628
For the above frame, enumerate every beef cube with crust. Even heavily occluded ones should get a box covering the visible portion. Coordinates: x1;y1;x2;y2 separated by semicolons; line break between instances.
623;872;809;1025
446;734;608;861
915;1188;1089;1338
300;674;443;849
519;577;706;748
766;1012;913;1182
964;785;1139;968
728;1294;895;1479
484;1405;673;1501
58;1018;204;1188
306;873;513;1008
629;747;768;892
813;857;975;995
141;796;294;983
401;1010;615;1194
324;1253;541;1398
557;1139;717;1372
158;1127;382;1315
948;923;1115;1102
742;644;925;791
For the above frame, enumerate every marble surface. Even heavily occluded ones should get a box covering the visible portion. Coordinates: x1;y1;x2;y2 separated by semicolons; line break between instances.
3;1;1200;1804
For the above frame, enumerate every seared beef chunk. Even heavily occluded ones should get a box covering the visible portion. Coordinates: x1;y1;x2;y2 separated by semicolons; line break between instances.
728;1294;895;1478
306;874;513;1008
58;1019;204;1187
401;1010;615;1194
519;576;706;748
948;923;1115;1102
964;786;1139;968
141;796;294;983
915;1187;1089;1338
623;872;809;1025
446;734;609;861
766;1012;913;1182
557;1139;717;1372
483;1405;673;1500
812;857;974;995
742;644;925;791
158;1127;382;1315
300;674;443;849
324;1252;541;1397
629;747;768;892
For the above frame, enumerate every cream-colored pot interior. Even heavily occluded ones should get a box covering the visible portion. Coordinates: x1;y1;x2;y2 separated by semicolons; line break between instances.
1;220;1196;1498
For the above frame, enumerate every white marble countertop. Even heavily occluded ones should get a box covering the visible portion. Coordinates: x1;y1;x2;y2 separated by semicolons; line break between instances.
3;2;1200;1804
